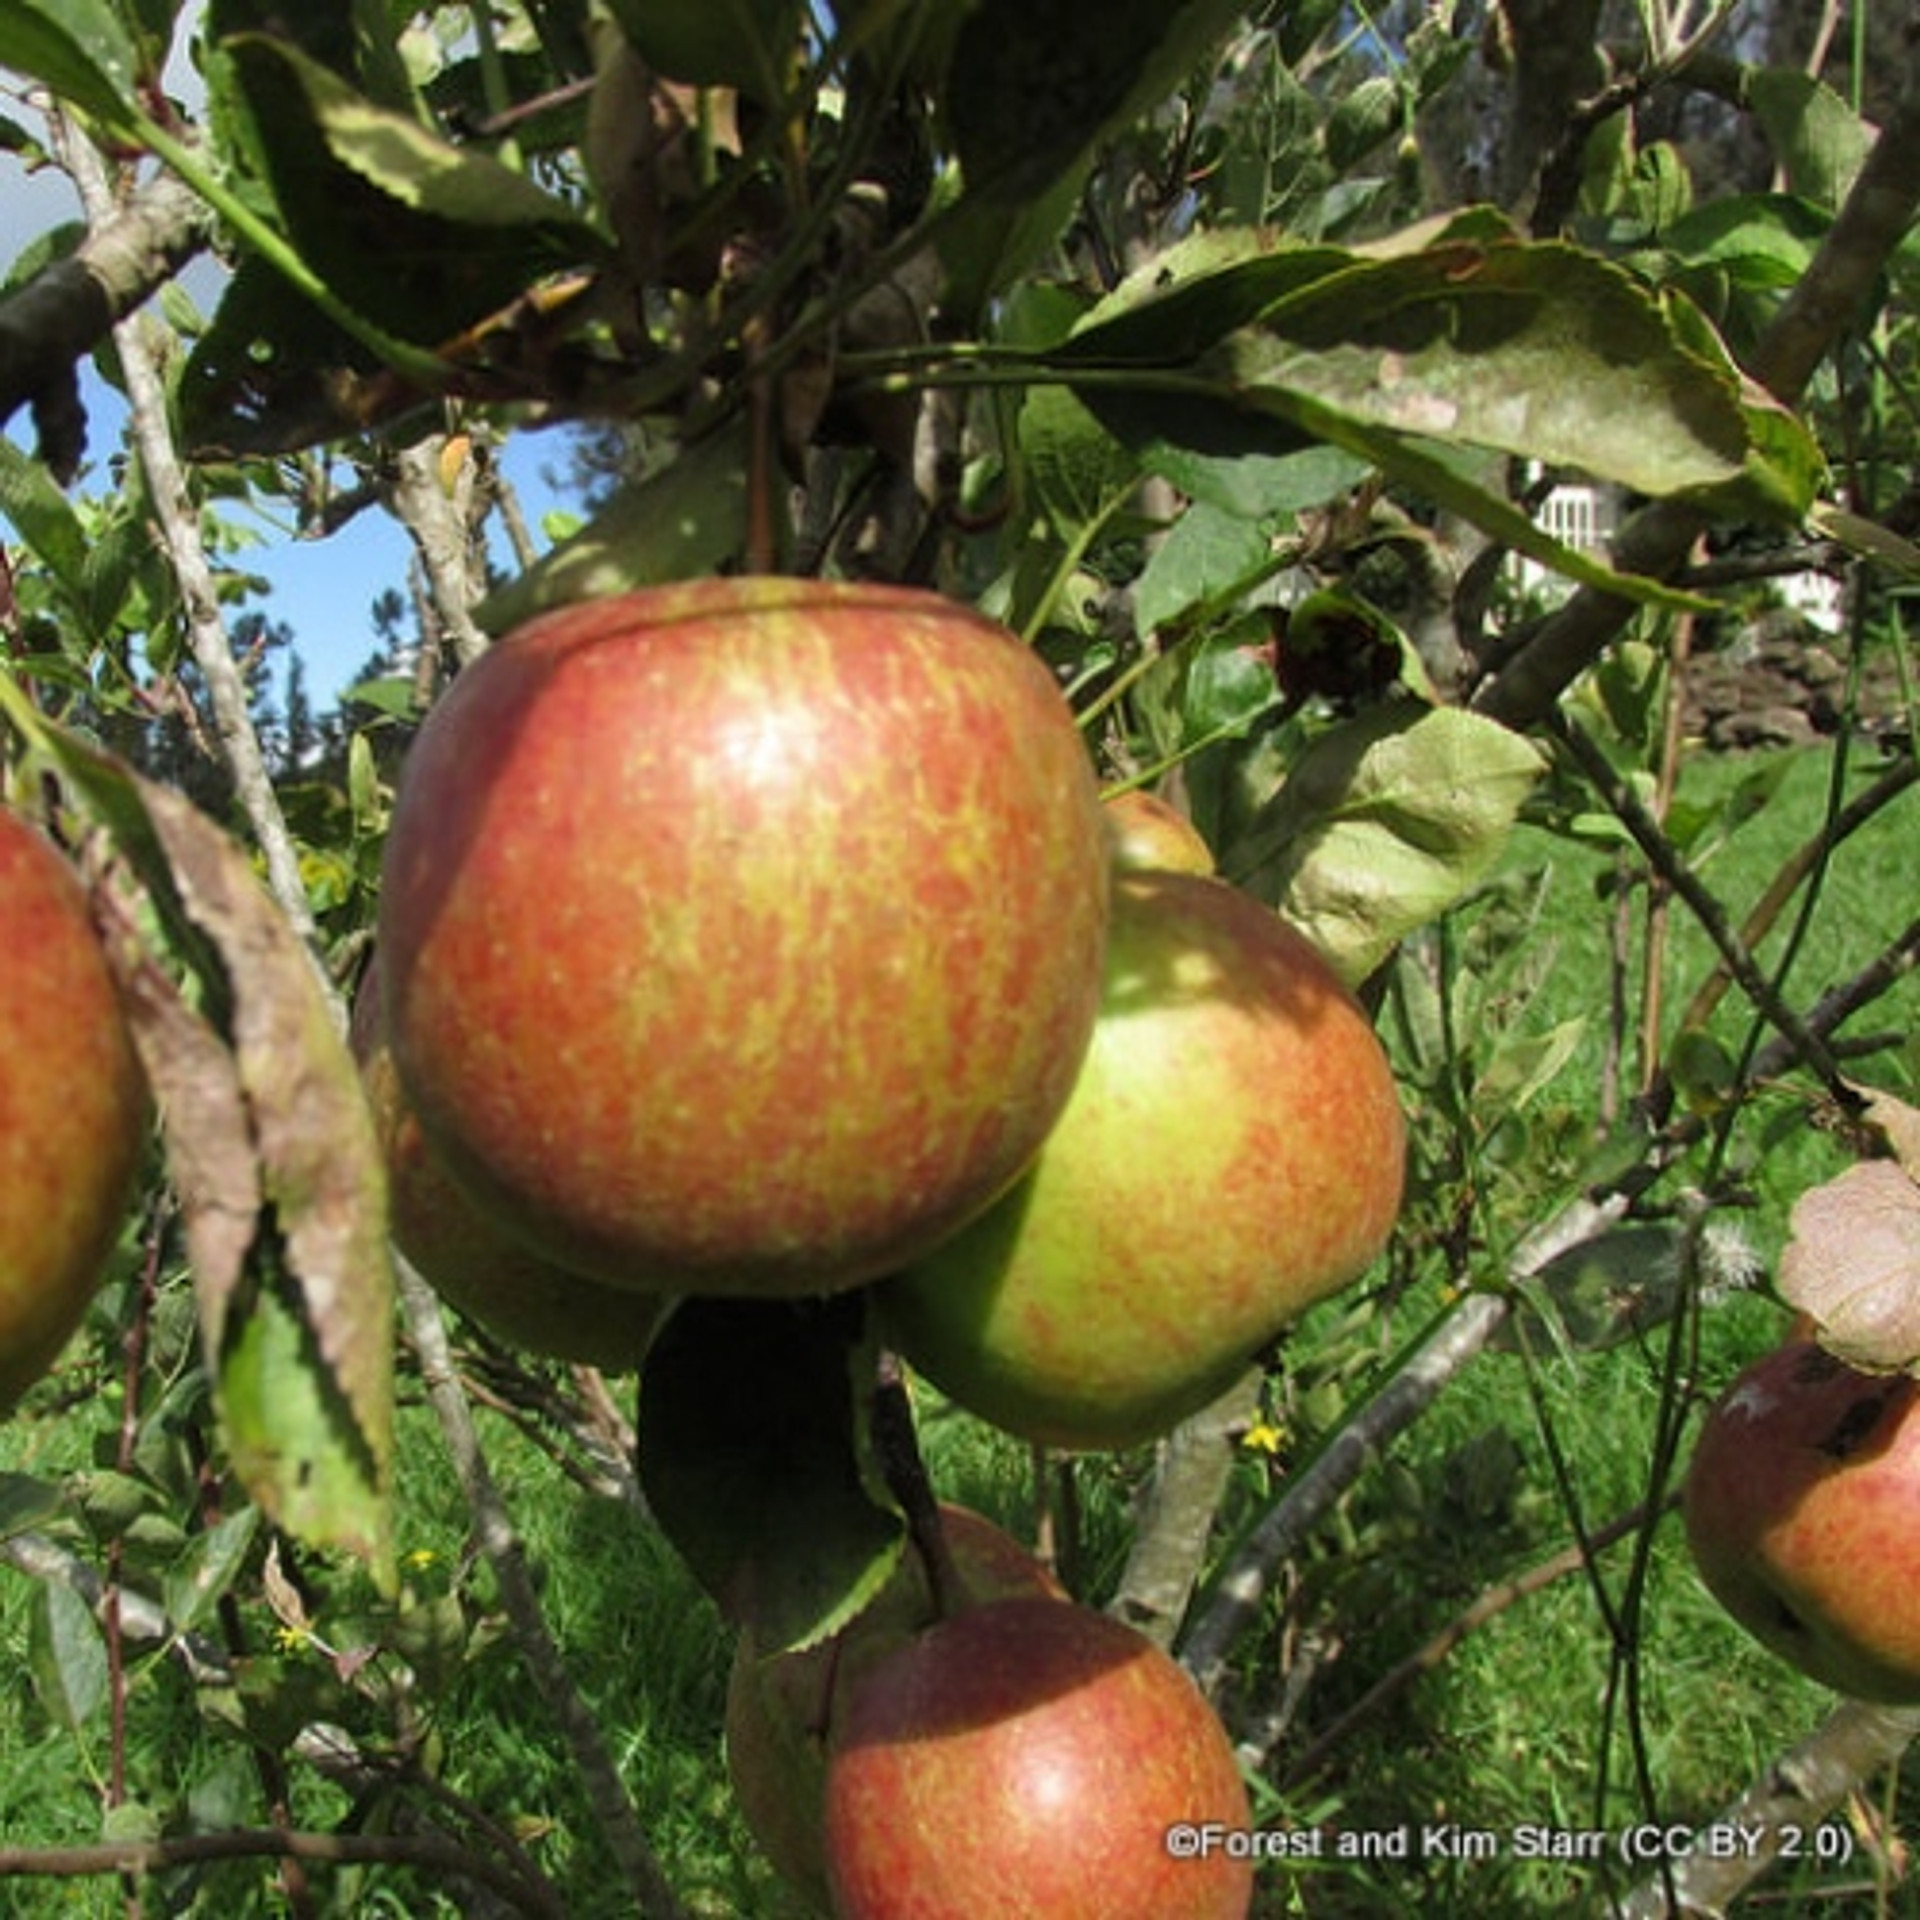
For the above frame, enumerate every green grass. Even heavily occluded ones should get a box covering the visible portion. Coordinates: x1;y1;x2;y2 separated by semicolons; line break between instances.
1;739;1917;1917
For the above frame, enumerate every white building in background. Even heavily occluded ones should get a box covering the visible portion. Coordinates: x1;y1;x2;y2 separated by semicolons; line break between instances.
1514;477;1845;634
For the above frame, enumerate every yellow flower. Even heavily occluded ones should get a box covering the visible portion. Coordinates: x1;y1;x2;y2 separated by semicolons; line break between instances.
1241;1417;1287;1456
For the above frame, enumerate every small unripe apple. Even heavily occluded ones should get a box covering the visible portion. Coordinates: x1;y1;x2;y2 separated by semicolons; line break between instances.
378;578;1110;1299
883;870;1405;1449
0;810;148;1410
725;1506;1062;1907
351;973;668;1371
823;1596;1254;1918
1102;786;1215;875
1685;1338;1920;1702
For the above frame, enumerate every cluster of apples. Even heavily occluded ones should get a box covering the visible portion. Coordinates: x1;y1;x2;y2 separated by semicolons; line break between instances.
362;576;1407;1912
367;576;1406;1443
0;808;149;1412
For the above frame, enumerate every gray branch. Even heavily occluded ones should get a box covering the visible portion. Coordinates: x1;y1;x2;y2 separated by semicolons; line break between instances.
0;163;207;452
56;119;318;949
1609;1699;1920;1918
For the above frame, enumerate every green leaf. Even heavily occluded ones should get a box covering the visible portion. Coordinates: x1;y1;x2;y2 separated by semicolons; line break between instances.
935;0;1244;305
1215;240;1755;504
0;706;395;1583
943;0;1239;207
0;1473;66;1541
1231;702;1546;986
1181;623;1280;742
344;676;418;720
1496;1226;1689;1355
1019;384;1138;539
1659;194;1826;291
601;0;803;100
1132;500;1273;637
1472;1017;1587;1124
0;437;91;612
29;1581;108;1732
163;1506;261;1636
219;33;597;351
1324;74;1400;172
1748;68;1876;210
637;1296;905;1656
475;423;753;634
0;0;140;131
1063;228;1358;366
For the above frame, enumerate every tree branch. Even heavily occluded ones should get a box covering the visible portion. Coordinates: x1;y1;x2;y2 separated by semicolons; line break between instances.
55;120;318;948
1476;63;1920;731
0;1827;564;1918
1107;1366;1262;1651
1179;903;1920;1702
0;162;207;460
1609;1699;1920;1918
385;438;494;670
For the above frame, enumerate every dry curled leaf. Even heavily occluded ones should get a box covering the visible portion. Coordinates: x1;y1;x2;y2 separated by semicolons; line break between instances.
1778;1161;1920;1373
1851;1082;1920;1184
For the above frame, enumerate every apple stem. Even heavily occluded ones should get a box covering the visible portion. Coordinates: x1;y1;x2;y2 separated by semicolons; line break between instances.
871;1349;966;1620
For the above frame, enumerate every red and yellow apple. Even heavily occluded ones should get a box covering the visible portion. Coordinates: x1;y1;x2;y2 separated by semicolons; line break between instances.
0;810;148;1410
823;1595;1254;1919
377;578;1110;1299
1102;786;1214;875
726;1505;1063;1907
881;869;1405;1449
1684;1337;1920;1702
351;972;669;1371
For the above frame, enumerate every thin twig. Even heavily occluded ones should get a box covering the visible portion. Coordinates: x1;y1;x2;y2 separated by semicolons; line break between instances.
0;1829;564;1918
53;117;318;949
1279;1494;1675;1790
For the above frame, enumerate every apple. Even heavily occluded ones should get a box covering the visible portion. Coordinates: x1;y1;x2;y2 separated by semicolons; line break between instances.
377;578;1110;1299
823;1595;1254;1919
350;972;669;1371
0;810;148;1410
1684;1337;1920;1702
881;869;1405;1449
726;1505;1063;1907
1102;786;1214;875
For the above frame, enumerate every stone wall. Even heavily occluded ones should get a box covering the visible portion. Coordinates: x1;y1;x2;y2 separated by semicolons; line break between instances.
1681;610;1908;750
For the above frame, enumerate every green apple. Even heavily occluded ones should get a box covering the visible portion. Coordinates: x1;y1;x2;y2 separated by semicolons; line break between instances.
823;1596;1254;1918
351;972;668;1371
0;810;148;1410
1685;1337;1920;1702
1102;786;1214;875
725;1505;1063;1908
882;870;1405;1449
378;578;1110;1299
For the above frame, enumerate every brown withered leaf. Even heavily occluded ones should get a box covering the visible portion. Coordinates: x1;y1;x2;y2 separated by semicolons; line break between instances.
134;781;394;1575
42;718;395;1583
1851;1082;1920;1183
1778;1160;1920;1374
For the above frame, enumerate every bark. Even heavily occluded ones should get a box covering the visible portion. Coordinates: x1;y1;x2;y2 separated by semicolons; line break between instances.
1107;1367;1262;1651
56;122;318;950
0;165;207;459
1609;1699;1920;1919
1179;1288;1519;1701
385;438;494;669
